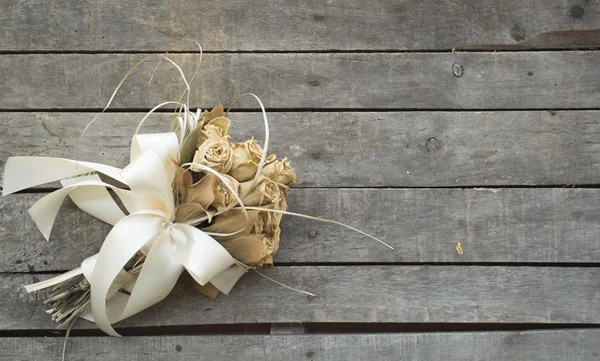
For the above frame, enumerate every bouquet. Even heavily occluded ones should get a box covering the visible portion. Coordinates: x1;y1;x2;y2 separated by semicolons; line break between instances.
2;50;391;337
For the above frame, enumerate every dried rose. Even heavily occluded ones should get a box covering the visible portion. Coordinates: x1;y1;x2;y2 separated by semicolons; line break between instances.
262;157;297;188
191;136;234;173
254;197;286;235
212;174;240;210
198;117;231;144
238;175;282;206
262;227;281;269
229;139;266;181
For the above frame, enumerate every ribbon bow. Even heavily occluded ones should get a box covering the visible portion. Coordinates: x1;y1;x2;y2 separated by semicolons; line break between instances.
3;132;246;336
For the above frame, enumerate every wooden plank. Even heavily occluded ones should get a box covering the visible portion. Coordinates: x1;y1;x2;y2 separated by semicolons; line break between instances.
1;330;599;360
2;53;600;110
2;111;600;187
2;267;599;330
2;0;600;51
2;188;600;273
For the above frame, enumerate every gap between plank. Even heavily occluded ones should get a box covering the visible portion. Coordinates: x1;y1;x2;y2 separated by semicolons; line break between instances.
5;262;600;276
0;48;600;55
2;107;600;113
4;185;600;194
0;323;599;338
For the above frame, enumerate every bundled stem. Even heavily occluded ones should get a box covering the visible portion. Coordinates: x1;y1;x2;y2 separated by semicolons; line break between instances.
41;253;145;330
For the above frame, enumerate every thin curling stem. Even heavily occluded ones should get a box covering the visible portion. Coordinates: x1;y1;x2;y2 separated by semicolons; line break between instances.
233;206;394;250
253;269;317;298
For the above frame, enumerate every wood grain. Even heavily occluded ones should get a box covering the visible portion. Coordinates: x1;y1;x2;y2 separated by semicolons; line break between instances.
2;266;599;330
2;188;600;272
2;111;600;187
2;53;600;110
1;330;599;360
2;0;600;51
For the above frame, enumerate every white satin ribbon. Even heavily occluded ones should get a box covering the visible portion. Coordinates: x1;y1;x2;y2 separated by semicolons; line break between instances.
3;133;247;336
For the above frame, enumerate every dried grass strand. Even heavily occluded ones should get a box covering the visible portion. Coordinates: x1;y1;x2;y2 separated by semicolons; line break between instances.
233;207;393;250
253;269;317;298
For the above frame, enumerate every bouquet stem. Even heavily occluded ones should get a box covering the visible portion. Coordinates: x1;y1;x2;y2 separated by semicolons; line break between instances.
31;254;146;330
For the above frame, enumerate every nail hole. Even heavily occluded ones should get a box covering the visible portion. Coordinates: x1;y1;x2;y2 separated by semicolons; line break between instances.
452;64;463;77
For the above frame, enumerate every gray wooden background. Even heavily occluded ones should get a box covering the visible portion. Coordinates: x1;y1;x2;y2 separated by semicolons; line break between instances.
1;0;600;360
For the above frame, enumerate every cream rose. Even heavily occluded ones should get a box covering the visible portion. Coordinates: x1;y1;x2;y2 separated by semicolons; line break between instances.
239;175;282;206
261;226;281;269
262;157;297;188
198;117;231;144
229;139;267;182
212;174;240;210
191;136;234;173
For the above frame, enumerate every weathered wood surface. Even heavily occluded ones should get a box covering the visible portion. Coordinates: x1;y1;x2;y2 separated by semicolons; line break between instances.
2;53;600;110
2;188;600;272
2;0;600;51
2;111;600;187
2;267;599;330
1;330;599;361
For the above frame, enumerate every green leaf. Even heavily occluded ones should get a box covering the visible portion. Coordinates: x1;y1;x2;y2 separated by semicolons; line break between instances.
179;126;202;165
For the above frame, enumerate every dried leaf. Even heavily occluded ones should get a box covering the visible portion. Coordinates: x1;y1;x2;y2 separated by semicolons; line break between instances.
185;174;217;209
456;242;464;255
174;167;193;198
203;210;259;241
175;203;207;223
207;103;224;120
220;234;267;266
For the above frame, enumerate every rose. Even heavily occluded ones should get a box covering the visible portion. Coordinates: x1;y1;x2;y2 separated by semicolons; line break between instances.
229;139;272;182
212;174;240;210
198;117;231;144
191;135;234;173
262;227;281;269
262;157;297;188
254;196;287;268
239;175;282;206
255;195;287;234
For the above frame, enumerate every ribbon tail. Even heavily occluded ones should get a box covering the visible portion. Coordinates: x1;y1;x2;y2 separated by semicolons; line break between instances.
28;179;139;241
209;265;247;295
121;232;184;320
170;224;235;286
61;174;127;226
80;234;184;326
2;156;126;195
90;212;165;336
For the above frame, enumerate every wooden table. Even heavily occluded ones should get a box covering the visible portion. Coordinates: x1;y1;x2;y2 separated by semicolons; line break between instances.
1;1;600;359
